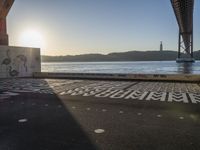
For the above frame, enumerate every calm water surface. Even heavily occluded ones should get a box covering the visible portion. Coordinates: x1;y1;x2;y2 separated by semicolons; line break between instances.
42;61;200;74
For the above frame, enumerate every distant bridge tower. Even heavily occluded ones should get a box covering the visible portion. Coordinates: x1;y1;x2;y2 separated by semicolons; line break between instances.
0;0;15;45
171;0;195;63
160;41;163;52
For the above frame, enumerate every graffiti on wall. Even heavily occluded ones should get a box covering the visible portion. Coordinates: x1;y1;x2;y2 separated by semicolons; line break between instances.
1;49;28;77
0;46;41;78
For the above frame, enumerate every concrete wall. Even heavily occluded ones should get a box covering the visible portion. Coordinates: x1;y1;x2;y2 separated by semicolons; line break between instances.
0;46;41;78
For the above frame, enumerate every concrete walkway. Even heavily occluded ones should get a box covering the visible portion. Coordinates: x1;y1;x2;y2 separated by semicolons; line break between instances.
0;79;200;150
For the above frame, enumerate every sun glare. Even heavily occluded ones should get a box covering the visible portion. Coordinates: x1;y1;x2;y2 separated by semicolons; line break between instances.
19;29;44;48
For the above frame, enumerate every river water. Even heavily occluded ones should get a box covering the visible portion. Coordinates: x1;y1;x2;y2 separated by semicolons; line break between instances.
42;61;200;74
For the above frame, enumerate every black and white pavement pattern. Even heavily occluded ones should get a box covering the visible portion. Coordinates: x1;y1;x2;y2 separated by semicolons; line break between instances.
0;79;200;104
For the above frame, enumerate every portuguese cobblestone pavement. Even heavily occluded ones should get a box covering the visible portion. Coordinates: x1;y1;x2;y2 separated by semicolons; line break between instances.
0;79;200;104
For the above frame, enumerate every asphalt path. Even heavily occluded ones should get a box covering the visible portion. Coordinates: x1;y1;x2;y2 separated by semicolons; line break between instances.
0;79;200;150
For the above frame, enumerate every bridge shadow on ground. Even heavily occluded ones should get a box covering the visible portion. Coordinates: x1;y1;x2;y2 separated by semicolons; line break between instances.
0;79;97;150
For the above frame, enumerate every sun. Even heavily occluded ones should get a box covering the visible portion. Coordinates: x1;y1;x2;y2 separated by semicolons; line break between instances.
19;29;45;48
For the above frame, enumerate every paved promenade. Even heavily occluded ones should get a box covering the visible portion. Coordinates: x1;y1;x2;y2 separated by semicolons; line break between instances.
0;78;200;150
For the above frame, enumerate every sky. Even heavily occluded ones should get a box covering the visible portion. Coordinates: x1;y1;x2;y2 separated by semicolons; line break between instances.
7;0;200;56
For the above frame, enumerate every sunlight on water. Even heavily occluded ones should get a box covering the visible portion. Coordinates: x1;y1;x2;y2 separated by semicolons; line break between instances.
42;61;200;74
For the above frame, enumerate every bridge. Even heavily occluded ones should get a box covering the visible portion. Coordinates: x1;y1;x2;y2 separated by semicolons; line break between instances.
0;0;196;62
0;0;14;45
171;0;195;62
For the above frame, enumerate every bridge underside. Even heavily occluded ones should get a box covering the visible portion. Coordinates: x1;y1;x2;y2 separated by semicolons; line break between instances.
171;0;195;62
0;0;196;63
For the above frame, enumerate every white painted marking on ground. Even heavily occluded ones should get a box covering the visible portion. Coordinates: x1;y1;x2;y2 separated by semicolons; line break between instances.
18;119;28;123
4;92;19;96
94;129;105;134
86;108;91;111
33;89;40;92
102;109;107;112
179;116;184;120
157;114;162;118
60;92;66;95
95;89;119;98
146;92;167;102
189;94;200;104
119;111;124;114
168;93;188;103
110;90;132;99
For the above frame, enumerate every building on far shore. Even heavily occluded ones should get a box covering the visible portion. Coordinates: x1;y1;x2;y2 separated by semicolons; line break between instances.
160;41;163;52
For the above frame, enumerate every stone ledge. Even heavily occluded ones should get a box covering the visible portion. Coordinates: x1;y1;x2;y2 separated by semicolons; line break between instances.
33;72;200;82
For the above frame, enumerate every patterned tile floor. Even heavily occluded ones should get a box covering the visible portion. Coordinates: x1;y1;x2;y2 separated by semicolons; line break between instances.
0;79;200;104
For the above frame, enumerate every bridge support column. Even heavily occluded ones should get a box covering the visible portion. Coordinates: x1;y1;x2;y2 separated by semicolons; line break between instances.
176;30;195;63
0;18;8;45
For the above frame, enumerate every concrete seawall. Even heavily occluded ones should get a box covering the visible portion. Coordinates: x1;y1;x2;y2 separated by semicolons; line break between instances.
34;72;200;82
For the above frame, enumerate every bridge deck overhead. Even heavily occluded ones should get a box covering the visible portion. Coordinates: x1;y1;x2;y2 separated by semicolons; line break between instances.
171;0;194;34
171;0;194;57
0;0;15;19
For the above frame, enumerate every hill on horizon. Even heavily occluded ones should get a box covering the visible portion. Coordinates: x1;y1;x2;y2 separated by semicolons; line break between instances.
42;50;200;62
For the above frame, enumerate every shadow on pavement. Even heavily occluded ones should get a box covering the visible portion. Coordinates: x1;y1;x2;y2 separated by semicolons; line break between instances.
0;79;97;150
